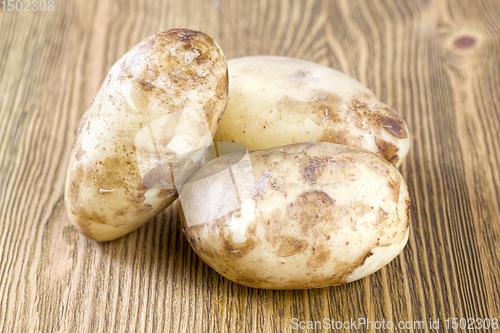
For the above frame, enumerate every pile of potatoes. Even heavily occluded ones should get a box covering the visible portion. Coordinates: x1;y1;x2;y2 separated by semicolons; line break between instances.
65;29;411;289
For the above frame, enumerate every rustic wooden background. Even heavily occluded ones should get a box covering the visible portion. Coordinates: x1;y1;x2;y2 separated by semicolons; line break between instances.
1;0;499;332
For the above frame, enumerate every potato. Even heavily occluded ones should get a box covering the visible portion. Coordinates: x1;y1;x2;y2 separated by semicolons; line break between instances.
179;142;410;289
64;29;228;242
214;56;410;167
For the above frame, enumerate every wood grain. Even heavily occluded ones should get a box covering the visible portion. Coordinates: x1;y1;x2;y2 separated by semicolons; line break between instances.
1;0;499;332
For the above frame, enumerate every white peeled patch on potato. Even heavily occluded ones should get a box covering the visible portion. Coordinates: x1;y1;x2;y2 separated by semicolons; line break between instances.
214;56;410;167
64;29;229;242
179;142;411;289
346;227;410;282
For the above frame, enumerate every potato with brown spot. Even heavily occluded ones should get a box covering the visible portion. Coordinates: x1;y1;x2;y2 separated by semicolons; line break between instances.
179;142;410;289
214;56;410;167
64;29;228;241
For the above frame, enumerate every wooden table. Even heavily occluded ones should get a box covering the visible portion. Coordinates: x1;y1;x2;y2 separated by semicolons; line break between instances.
1;0;499;332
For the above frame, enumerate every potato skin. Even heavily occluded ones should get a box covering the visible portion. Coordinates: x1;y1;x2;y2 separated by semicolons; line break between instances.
180;142;410;289
214;56;410;167
64;29;228;241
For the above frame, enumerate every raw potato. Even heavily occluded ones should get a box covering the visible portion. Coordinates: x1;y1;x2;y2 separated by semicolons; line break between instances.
214;56;410;167
65;29;228;242
180;142;411;289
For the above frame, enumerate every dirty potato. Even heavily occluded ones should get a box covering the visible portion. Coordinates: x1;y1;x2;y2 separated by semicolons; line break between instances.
65;29;228;242
179;142;411;289
214;56;410;167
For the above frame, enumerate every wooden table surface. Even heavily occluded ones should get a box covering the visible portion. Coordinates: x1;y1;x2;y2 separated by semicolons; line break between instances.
1;0;500;332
